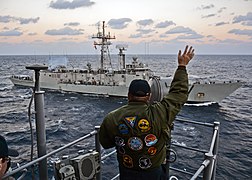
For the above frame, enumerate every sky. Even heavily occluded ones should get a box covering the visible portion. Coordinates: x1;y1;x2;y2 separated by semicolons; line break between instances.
0;0;252;55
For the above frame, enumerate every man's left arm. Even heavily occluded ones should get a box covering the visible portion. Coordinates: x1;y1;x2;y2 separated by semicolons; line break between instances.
160;45;194;125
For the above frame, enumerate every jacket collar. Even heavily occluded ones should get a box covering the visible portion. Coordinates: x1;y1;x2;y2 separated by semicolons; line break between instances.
128;101;148;106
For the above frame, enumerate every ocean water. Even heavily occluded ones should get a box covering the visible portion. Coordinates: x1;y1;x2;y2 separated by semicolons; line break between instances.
0;54;251;180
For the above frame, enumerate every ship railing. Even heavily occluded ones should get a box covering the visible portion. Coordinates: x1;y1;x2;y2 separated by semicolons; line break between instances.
3;126;116;180
3;127;96;180
169;118;220;180
3;120;220;180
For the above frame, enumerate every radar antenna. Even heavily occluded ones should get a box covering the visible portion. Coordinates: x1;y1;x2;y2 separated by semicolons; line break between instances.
92;21;115;71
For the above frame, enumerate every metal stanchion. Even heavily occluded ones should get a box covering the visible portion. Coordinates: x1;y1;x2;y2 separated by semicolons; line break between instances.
95;126;101;180
26;65;48;180
211;122;220;180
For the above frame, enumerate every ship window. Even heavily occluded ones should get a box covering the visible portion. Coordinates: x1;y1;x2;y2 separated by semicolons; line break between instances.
165;82;168;88
49;74;51;77
197;92;205;97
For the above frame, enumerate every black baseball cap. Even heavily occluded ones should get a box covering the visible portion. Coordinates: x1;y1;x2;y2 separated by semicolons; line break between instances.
129;79;151;97
0;135;19;157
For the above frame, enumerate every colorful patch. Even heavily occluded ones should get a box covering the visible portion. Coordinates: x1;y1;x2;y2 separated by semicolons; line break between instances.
139;157;152;169
118;124;129;135
124;116;137;127
123;155;133;168
115;136;125;147
118;146;125;154
138;119;151;132
148;147;157;156
128;137;143;151
144;134;158;147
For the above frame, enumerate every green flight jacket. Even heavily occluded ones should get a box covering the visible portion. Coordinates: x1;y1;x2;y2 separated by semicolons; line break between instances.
99;66;188;170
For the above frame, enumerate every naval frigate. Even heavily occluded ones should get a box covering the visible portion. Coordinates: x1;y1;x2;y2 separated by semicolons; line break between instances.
10;21;243;103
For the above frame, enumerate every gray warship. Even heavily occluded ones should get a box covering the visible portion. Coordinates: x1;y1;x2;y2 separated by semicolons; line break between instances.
10;21;242;103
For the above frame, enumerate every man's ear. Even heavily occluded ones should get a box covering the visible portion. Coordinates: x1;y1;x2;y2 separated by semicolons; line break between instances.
0;161;2;170
148;93;151;99
128;93;133;101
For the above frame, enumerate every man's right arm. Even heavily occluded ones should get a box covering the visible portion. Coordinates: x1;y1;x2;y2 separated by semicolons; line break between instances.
99;114;116;149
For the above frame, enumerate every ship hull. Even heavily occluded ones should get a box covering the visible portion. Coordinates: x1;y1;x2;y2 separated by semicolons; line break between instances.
187;82;243;103
10;77;243;103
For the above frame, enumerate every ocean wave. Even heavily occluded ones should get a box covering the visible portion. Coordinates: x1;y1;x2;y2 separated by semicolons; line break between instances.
1;55;252;179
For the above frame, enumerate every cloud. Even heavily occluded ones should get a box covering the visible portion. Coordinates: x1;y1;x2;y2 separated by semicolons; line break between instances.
165;26;196;35
45;27;84;35
64;22;80;26
242;21;252;26
129;34;142;38
136;29;155;34
197;4;214;10
201;14;216;18
0;15;39;24
228;29;252;37
165;26;204;40
233;12;252;26
0;29;23;36
207;35;213;38
14;27;21;31
176;34;204;40
215;22;229;26
159;34;168;38
218;39;246;44
49;0;95;9
155;21;176;28
58;37;77;41
129;28;155;39
217;7;227;13
136;19;154;26
19;17;40;24
201;4;215;10
108;18;132;29
0;15;12;23
28;32;37;36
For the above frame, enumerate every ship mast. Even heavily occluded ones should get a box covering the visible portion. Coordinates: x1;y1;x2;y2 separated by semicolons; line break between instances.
92;21;115;71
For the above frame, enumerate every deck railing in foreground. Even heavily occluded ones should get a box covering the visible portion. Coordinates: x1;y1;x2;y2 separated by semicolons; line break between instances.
169;118;220;180
3;120;220;180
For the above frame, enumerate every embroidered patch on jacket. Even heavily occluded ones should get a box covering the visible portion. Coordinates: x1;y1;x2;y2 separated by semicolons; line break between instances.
118;124;129;135
128;137;143;151
124;116;137;127
138;119;151;132
118;146;125;154
123;154;133;168
115;136;125;147
139;157;152;169
147;147;157;156
144;134;158;147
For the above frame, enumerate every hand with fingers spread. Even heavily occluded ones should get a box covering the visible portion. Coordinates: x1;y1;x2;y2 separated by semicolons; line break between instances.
178;45;195;67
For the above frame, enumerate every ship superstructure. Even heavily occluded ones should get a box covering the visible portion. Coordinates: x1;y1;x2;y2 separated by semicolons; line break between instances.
10;21;243;103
